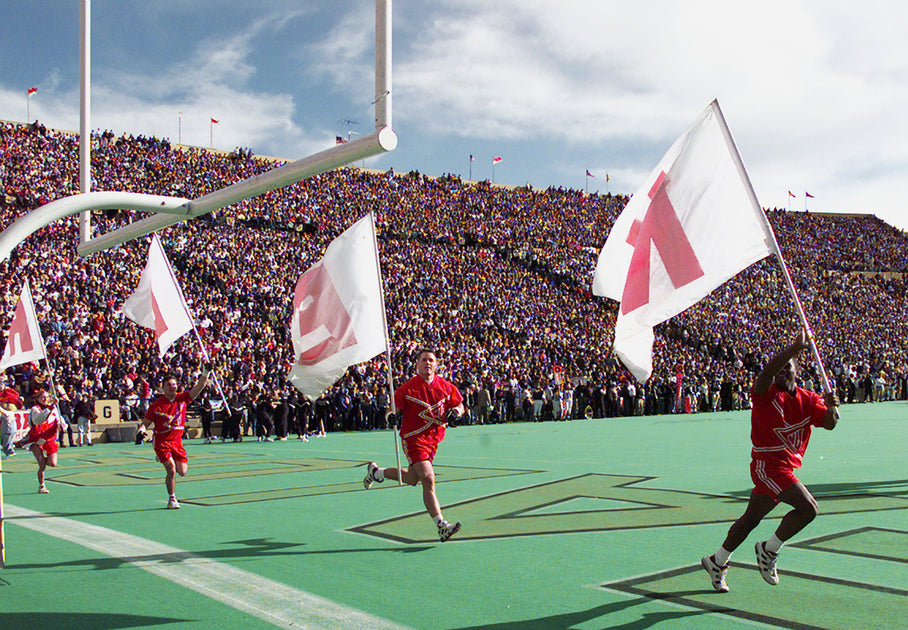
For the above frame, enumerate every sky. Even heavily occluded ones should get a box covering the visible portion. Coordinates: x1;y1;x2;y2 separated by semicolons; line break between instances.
2;0;907;232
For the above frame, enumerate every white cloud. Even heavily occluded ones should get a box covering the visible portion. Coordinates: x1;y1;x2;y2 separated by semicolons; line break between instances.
2;1;907;230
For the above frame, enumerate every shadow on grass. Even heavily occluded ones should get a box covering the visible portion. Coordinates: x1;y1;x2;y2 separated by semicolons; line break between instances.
449;593;727;630
727;478;908;499
6;538;433;572
0;612;189;630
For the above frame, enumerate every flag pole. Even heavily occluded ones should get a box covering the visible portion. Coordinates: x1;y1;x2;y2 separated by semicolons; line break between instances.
153;235;232;414
0;451;5;567
20;281;62;403
711;101;834;394
368;211;402;485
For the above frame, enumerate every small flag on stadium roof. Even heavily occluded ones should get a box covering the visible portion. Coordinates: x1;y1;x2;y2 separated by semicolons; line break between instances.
492;156;502;164
788;190;796;198
336;136;348;145
210;117;219;124
805;191;814;198
586;169;595;178
470;154;474;162
27;87;37;96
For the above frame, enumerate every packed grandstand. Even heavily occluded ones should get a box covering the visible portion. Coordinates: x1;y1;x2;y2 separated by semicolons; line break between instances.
1;120;906;434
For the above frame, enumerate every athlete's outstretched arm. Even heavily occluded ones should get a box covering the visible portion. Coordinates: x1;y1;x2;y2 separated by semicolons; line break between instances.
753;330;809;396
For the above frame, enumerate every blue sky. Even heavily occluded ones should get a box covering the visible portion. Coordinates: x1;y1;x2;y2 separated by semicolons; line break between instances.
2;1;907;232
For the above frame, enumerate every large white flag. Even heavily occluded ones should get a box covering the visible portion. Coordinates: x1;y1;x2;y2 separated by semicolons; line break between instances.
288;214;388;400
122;233;194;358
1;281;47;370
593;100;774;382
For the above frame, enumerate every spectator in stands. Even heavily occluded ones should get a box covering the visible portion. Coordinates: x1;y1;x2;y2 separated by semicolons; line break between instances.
1;375;23;457
1;119;906;427
72;390;97;447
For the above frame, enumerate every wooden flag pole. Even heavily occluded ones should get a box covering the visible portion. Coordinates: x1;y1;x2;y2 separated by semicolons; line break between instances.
368;212;402;485
155;235;231;414
711;100;834;394
0;448;5;567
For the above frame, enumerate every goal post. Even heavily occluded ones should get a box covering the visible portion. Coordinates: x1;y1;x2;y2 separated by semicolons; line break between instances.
0;0;396;262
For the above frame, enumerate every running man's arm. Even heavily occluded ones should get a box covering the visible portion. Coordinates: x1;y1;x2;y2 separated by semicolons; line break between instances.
753;330;810;396
821;390;839;430
189;366;212;401
141;409;154;431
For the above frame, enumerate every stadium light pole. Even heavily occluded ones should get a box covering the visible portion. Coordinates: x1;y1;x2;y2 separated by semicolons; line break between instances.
0;0;397;262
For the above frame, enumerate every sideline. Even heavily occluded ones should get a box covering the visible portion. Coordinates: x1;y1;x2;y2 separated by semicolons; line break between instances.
4;504;414;630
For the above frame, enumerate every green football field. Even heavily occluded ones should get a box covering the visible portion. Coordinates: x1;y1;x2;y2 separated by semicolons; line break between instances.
1;402;906;629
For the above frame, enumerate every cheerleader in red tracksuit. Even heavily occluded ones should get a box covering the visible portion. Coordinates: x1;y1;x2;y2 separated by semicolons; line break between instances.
18;387;62;493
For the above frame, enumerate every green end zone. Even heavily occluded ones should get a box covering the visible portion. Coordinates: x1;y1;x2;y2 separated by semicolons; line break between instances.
602;529;908;629
350;473;908;544
790;526;908;563
28;452;540;506
182;462;539;506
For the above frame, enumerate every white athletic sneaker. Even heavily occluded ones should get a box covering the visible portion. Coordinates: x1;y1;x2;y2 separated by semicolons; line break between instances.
701;555;729;593
38;484;50;494
167;496;181;510
755;542;779;585
438;520;461;542
363;462;383;489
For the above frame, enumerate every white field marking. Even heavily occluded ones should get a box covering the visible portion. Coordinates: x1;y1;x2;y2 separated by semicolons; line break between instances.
5;504;415;630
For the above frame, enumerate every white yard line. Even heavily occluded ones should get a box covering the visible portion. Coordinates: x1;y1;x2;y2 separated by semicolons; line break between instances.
5;504;415;630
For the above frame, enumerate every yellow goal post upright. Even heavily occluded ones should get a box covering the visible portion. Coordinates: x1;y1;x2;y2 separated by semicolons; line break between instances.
0;0;396;262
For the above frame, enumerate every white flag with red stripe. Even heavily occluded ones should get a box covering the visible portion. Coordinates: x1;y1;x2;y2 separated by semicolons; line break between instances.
122;233;194;358
592;100;775;383
1;281;47;370
288;214;388;400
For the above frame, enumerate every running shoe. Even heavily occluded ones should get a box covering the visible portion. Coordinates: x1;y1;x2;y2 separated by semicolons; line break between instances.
701;555;729;593
438;520;461;542
755;542;779;585
38;485;49;494
363;462;382;489
167;496;181;510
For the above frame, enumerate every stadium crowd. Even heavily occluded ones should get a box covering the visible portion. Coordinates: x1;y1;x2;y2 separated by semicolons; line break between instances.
1;120;906;439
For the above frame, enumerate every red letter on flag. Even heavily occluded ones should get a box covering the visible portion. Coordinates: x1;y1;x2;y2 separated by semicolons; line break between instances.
621;172;704;314
292;263;358;365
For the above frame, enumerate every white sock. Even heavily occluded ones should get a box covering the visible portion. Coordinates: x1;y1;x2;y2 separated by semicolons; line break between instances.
714;546;732;565
375;468;385;482
765;533;784;554
433;515;446;527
